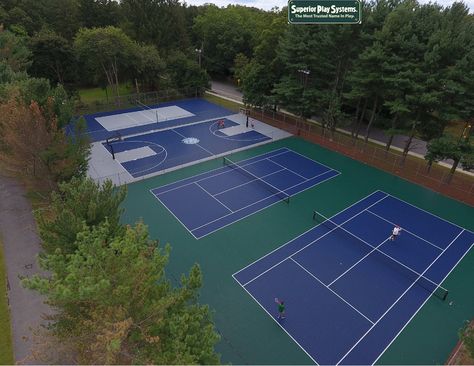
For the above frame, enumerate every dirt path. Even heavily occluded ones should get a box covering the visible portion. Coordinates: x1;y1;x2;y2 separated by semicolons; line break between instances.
0;175;51;364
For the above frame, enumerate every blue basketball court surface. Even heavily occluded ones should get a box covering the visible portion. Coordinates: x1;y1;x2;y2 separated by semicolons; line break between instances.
103;118;271;179
150;148;340;239
233;190;474;365
75;99;234;142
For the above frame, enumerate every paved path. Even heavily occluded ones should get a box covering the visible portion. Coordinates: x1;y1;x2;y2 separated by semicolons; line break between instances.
0;175;52;364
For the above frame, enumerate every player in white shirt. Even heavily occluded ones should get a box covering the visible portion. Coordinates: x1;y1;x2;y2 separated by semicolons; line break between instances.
390;225;402;241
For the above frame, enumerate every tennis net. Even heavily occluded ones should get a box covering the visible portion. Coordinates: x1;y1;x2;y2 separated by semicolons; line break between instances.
135;100;159;122
223;157;290;204
312;210;449;301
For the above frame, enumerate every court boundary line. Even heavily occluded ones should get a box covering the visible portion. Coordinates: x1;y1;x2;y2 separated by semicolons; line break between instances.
98;141;135;181
209;120;270;142
336;229;465;365
290;257;375;324
366;209;444;251
328;237;391;286
372;241;473;365
195;182;234;213
232;191;388;278
214;168;287;197
232;274;320;365
152;149;292;196
149;148;340;239
190;169;339;235
320;214;447;292
153;194;199;240
267;157;307;180
239;194;389;288
381;191;473;234
111;140;168;178
232;190;473;364
151;148;291;195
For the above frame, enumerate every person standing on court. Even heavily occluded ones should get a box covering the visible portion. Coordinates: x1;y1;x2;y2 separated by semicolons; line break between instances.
390;225;402;241
275;298;285;319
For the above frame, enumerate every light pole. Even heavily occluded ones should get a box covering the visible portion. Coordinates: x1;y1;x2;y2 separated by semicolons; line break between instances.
297;69;310;130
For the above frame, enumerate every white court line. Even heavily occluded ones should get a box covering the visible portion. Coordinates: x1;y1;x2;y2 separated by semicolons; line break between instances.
194;182;233;213
321;215;446;291
372;240;473;365
336;229;465;365
233;191;388;277
290;258;374;324
214;168;287;196
267;155;308;180
170;128;215;156
240;194;389;288
208;120;269;142
328;237;391;287
191;168;337;233
153;148;292;196
381;191;473;234
288;148;342;175
192;169;341;239
110;140;168;177
366;209;444;251
231;274;320;365
151;191;199;240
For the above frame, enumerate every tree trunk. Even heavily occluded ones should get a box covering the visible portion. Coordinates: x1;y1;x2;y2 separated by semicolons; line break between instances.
449;158;460;176
364;97;379;143
354;99;367;141
385;114;398;151
402;120;418;163
352;98;361;138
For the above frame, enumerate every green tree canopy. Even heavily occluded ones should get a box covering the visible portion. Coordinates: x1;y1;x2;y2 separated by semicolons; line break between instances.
23;221;220;364
36;177;126;256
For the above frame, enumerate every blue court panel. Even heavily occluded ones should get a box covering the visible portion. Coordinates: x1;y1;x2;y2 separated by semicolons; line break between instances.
151;148;340;239
70;99;235;142
233;190;474;365
102;118;271;178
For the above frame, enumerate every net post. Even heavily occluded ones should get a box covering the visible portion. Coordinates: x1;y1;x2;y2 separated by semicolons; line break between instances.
110;144;115;160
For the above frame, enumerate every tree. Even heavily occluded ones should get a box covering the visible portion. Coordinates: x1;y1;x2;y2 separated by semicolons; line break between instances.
425;135;473;177
193;5;261;75
29;29;76;85
120;0;189;51
459;321;474;360
0;27;32;72
36;177;126;256
0;97;90;188
166;51;209;92
74;26;140;98
133;44;166;92
23;221;221;364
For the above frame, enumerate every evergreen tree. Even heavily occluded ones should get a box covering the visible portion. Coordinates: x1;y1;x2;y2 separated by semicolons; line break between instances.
23;221;220;364
36;177;126;255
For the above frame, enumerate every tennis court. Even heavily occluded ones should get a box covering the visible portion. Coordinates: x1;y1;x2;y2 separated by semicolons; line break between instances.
151;148;340;239
233;190;474;365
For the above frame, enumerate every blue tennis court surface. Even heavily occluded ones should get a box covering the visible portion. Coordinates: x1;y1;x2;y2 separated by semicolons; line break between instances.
233;190;474;365
151;148;340;239
104;118;271;178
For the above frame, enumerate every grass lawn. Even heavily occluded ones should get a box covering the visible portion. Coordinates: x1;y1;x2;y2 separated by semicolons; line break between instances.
0;238;14;365
78;83;134;104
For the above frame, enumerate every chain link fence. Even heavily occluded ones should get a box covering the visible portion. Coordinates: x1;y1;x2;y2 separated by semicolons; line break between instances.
74;87;205;116
249;107;474;206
